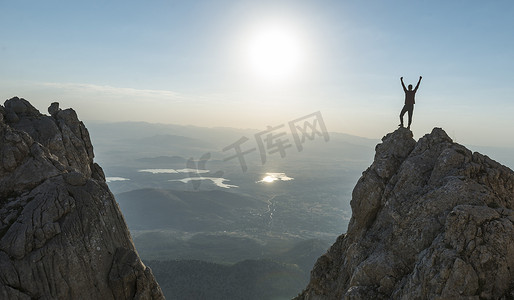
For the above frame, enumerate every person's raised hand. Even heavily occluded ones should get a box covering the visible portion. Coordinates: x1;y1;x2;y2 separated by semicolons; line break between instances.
401;77;403;80
420;76;422;79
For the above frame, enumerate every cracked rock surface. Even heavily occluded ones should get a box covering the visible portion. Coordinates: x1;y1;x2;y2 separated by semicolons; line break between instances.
296;127;514;299
0;97;164;299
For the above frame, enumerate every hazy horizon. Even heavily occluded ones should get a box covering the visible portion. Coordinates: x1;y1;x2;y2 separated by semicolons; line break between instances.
82;118;514;171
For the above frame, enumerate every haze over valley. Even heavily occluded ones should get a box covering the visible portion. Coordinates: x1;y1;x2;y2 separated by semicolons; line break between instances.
87;120;513;298
88;120;377;298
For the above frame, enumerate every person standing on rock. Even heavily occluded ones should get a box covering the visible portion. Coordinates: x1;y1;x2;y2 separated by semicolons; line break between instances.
399;76;422;129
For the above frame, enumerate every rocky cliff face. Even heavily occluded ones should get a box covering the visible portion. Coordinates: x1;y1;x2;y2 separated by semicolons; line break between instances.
0;97;164;299
297;127;514;299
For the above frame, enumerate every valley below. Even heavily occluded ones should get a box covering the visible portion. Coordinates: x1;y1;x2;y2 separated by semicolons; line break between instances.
88;121;376;299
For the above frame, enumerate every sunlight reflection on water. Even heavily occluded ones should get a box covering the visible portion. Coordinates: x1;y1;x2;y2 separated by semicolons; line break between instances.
257;172;294;183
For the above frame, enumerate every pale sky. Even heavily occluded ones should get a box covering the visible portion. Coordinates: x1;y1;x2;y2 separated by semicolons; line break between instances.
1;0;513;147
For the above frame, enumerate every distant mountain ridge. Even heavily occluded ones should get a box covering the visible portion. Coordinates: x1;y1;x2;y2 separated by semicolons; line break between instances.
87;120;514;170
136;156;187;165
296;127;514;299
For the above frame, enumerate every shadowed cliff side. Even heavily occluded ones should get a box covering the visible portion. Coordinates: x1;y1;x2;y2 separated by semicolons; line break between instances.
296;127;514;299
0;97;164;299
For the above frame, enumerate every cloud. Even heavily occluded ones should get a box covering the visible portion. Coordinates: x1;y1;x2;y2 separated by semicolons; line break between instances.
37;82;187;103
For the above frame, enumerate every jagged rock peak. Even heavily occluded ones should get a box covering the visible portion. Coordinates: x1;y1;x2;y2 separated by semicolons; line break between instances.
0;97;164;299
296;127;514;299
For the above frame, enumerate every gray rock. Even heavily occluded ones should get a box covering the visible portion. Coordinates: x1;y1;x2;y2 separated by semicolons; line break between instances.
4;97;39;117
7;98;27;114
64;171;87;186
0;97;164;299
7;99;94;177
6;112;19;123
109;248;164;299
296;127;514;300
48;102;60;116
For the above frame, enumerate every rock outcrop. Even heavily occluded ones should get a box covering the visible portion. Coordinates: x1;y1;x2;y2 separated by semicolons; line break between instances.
0;97;164;299
296;127;514;299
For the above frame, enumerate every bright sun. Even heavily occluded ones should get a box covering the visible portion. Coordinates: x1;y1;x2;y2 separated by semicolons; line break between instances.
244;23;305;83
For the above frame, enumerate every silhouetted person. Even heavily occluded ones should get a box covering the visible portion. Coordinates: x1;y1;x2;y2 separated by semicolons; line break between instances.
399;76;422;129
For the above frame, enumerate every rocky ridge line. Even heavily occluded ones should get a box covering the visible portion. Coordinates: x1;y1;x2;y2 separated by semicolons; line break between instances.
296;127;514;299
0;97;164;299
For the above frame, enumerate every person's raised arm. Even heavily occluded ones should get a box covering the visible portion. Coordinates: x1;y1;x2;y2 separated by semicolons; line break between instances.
414;76;422;92
401;77;407;92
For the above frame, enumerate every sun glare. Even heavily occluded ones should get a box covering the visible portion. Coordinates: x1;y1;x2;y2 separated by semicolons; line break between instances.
257;173;294;183
243;22;305;84
261;175;275;183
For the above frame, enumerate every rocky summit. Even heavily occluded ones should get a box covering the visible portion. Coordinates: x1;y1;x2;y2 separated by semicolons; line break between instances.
0;97;164;299
296;127;514;299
